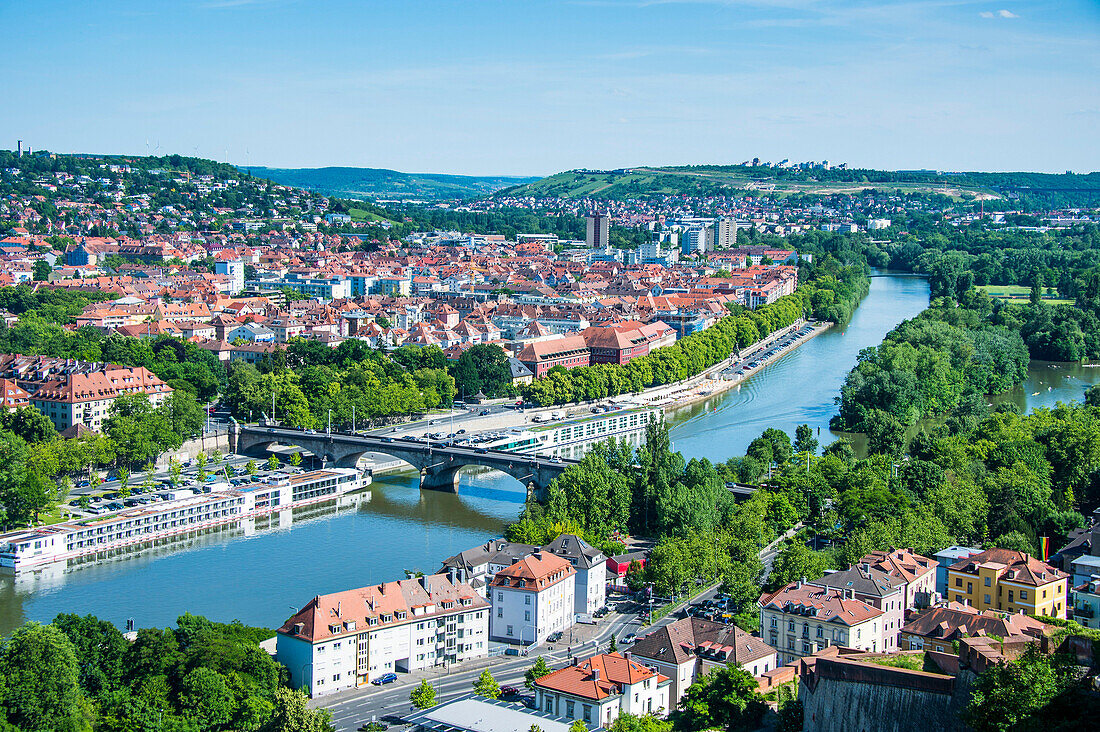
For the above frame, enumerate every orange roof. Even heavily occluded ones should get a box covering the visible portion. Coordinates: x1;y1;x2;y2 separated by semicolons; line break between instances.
491;551;574;591
535;653;668;701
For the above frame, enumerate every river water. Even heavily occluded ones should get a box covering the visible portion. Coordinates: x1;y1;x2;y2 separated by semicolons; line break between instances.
3;273;1098;636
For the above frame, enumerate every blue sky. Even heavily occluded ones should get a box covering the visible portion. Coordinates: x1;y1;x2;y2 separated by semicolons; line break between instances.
2;0;1097;175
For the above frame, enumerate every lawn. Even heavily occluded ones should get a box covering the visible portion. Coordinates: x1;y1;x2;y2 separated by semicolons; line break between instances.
348;207;396;224
977;284;1073;305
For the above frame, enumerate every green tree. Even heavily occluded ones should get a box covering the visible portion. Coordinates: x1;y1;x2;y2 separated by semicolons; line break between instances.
51;613;129;700
169;457;182;487
33;259;52;281
965;647;1077;732
545;446;632;537
767;542;835;590
0;622;92;732
472;670;501;699
289;451;302;467
180;666;235;730
246;459;258;476
569;720;588;732
608;713;673;732
525;656;552;689
793;424;819;456
672;666;766;732
410;679;436;709
267;455;280;471
260;687;334;732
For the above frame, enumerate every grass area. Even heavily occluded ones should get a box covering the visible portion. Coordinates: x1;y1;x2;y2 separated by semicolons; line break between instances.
348;207;396;224
864;652;943;673
977;284;1073;305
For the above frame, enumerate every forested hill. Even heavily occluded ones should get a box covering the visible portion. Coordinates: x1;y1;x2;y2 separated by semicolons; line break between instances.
241;165;537;201
497;166;1100;206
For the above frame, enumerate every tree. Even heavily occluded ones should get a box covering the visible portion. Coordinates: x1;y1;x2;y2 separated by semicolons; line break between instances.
608;713;673;732
410;679;436;709
51;613;128;700
267;454;280;471
169;457;182;487
0;622;92;732
246;459;258;476
33;259;52;281
965;647;1078;732
793;424;819;456
767;543;835;591
525;656;552;689
570;721;588;732
289;451;302;467
472;669;501;699
545;447;632;537
672;666;766;732
261;687;334;732
180;666;235;729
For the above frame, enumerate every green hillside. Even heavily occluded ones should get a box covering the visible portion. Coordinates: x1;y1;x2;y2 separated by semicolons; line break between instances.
241;165;537;201
498;165;1100;206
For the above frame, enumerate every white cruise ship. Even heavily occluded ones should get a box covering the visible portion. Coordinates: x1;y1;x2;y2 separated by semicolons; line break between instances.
0;468;364;571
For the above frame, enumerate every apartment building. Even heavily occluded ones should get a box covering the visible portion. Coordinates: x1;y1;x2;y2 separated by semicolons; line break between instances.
759;581;885;664
808;564;906;652
276;574;489;697
0;353;172;432
946;548;1069;619
439;539;539;596
489;550;575;645
539;534;607;616
629;617;777;704
534;653;671;728
860;547;937;608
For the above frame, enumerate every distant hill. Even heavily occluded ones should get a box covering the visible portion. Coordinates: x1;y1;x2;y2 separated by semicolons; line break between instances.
242;166;537;201
497;165;1100;206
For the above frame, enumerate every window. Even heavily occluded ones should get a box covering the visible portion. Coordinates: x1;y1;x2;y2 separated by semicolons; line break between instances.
507;625;513;636
955;577;962;588
497;592;503;602
525;611;531;622
566;701;574;717
816;626;824;638
546;698;554;713
1008;590;1014;603
984;594;991;605
967;582;973;594
770;617;777;628
497;608;502;617
984;577;991;587
525;595;532;605
583;705;592;723
1020;590;1028;600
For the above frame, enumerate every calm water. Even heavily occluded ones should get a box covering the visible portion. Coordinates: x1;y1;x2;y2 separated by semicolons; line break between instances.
4;273;1098;635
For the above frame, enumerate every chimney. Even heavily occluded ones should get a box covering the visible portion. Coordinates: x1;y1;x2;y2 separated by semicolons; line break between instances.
419;575;428;590
593;669;600;682
572;656;579;666
797;577;804;589
859;563;870;577
624;651;631;661
533;550;542;560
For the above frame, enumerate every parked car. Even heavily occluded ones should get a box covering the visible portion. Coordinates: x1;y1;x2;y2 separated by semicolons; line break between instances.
504;648;521;656
479;410;490;416
371;672;398;686
500;686;520;698
547;631;563;643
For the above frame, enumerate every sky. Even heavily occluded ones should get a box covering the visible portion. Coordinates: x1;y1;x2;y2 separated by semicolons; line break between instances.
1;0;1098;176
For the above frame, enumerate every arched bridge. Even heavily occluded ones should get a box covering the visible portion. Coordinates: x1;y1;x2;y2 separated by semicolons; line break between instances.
231;424;576;500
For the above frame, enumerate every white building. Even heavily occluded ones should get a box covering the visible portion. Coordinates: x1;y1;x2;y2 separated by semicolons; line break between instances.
276;574;489;697
489;550;574;645
758;581;885;665
540;534;607;617
214;254;245;294
534;653;671;728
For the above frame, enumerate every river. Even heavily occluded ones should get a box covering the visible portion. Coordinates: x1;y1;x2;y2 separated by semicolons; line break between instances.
3;272;1098;636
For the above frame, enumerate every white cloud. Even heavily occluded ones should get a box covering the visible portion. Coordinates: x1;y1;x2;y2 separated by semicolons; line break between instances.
998;9;1018;18
979;11;994;17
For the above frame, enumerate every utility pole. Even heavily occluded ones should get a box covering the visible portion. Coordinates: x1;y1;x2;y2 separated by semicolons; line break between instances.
352;405;356;433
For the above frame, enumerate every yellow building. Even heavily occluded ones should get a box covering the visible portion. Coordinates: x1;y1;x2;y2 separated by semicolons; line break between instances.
946;548;1068;619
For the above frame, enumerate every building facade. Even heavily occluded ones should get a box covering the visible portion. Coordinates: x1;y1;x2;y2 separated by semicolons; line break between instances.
489;550;575;645
276;574;489;697
535;653;671;729
946;548;1069;619
759;582;885;664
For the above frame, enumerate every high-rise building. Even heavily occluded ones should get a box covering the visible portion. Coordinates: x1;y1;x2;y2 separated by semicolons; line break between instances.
586;212;610;250
716;218;738;249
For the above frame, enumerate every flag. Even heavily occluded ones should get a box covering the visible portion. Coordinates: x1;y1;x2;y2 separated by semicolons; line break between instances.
1040;536;1049;561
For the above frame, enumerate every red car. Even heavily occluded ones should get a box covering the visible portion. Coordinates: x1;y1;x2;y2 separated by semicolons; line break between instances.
500;686;520;698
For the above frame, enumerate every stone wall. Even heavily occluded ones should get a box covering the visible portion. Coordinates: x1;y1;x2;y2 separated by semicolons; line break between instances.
159;430;232;467
800;658;969;732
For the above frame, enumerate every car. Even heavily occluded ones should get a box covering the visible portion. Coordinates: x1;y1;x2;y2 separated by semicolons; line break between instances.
504;648;521;656
305;428;316;434
476;447;489;454
594;607;610;618
547;631;563;643
551;456;562;463
371;672;398;685
456;429;466;434
500;685;520;698
75;480;90;488
480;410;490;416
621;633;637;645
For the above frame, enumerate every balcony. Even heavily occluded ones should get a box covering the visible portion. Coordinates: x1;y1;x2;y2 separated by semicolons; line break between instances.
1074;605;1095;619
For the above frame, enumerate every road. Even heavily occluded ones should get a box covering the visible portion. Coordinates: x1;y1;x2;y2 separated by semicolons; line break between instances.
315;525;801;732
